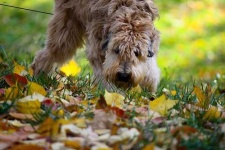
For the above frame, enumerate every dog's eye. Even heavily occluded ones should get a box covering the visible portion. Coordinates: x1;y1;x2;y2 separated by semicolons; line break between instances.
134;51;140;57
114;48;120;54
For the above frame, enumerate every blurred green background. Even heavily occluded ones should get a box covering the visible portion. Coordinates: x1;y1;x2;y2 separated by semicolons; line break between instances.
0;0;224;80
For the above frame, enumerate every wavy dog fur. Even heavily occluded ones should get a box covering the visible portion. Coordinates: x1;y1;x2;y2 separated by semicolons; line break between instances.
31;0;160;91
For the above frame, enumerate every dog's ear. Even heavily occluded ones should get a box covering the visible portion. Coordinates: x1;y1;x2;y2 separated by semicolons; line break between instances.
137;0;159;20
102;34;110;51
108;0;134;16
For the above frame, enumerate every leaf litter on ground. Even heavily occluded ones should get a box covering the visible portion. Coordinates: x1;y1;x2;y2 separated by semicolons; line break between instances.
0;62;225;149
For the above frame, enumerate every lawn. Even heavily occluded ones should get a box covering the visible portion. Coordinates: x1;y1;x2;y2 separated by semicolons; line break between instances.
0;0;225;149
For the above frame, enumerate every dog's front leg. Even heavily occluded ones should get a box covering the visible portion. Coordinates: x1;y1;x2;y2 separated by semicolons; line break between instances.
31;2;85;75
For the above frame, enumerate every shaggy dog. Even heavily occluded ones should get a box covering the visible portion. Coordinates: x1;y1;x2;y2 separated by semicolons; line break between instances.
31;0;160;92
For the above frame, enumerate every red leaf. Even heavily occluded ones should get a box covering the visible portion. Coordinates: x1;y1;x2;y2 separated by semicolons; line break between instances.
109;106;126;118
171;125;197;136
3;73;28;87
42;98;54;107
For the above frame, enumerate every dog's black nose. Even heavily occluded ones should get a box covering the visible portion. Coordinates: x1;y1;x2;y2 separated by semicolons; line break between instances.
116;72;131;82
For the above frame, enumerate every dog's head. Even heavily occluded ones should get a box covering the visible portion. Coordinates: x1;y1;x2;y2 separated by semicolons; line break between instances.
102;0;160;89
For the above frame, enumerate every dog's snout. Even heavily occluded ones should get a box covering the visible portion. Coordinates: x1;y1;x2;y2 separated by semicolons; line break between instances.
116;72;131;82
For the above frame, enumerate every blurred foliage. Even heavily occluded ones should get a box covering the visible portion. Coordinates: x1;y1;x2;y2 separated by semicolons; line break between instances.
156;0;225;80
0;0;224;80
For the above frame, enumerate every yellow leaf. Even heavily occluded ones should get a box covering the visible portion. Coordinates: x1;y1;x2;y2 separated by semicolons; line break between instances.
27;82;47;96
149;95;179;116
16;99;41;114
104;90;125;109
194;86;208;109
171;90;177;96
143;143;155;150
28;67;34;76
16;93;45;114
64;140;81;149
13;61;26;75
130;85;142;94
203;106;221;120
38;118;71;137
16;93;44;114
52;119;71;137
60;60;81;76
73;118;86;128
37;117;54;135
5;86;20;100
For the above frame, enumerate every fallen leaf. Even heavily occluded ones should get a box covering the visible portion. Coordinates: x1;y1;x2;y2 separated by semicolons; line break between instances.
194;86;209;109
0;121;18;131
15;93;45;114
10;144;44;150
73;118;87;128
0;142;11;150
143;143;155;150
149;95;179;116
90;110;116;130
27;82;47;96
203;106;221;120
28;67;34;76
5;86;20;100
13;61;27;76
37;118;54;135
9;112;35;121
3;73;28;88
130;85;142;94
7;120;27;127
16;99;41;114
104;90;125;109
109;106;126;118
60;60;81;76
19;93;45;102
38;118;71;138
64;140;82;149
95;95;108;109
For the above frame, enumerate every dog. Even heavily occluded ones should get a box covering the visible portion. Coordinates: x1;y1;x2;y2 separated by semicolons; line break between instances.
31;0;160;92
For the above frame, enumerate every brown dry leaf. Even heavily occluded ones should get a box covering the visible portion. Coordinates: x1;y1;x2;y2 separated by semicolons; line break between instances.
194;86;209;109
10;144;44;150
0;132;29;142
104;90;125;109
95;95;108;109
90;110;117;130
149;95;179;116
203;106;221;120
0;121;18;131
27;82;47;96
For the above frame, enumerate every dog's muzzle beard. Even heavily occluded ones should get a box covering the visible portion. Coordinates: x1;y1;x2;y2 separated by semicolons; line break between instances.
105;62;136;89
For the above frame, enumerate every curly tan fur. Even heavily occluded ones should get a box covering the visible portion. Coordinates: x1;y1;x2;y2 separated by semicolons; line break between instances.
31;0;160;92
